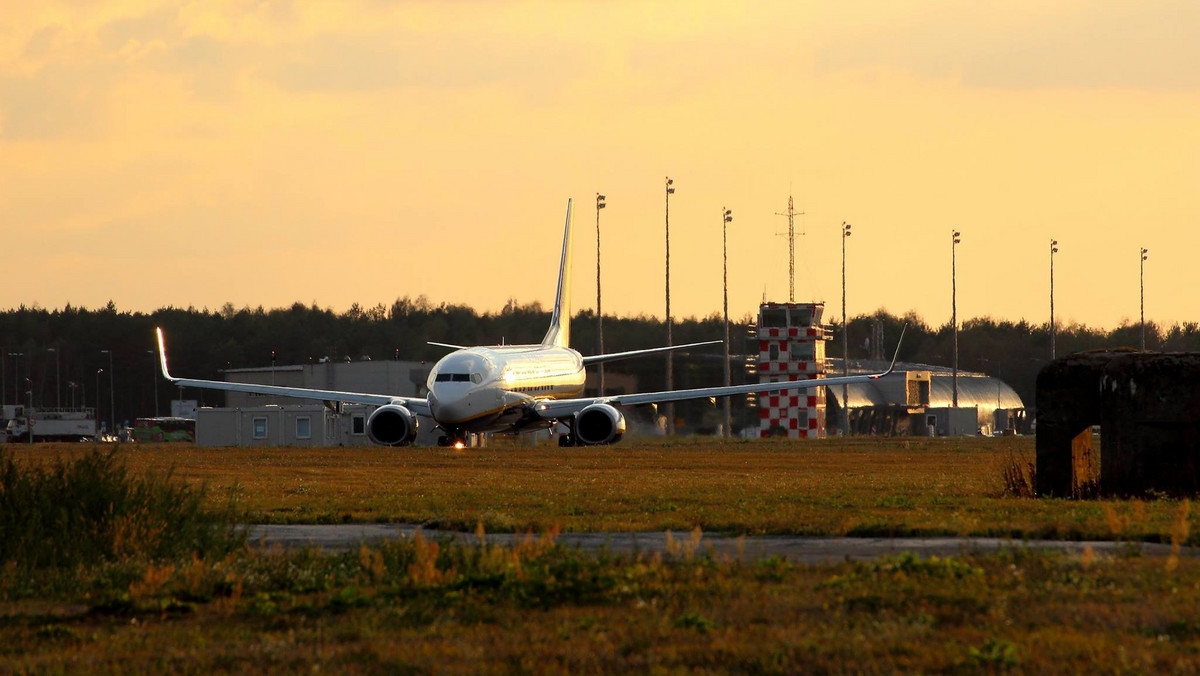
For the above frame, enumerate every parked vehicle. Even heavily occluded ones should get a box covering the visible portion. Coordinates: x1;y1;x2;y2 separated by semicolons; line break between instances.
4;406;98;442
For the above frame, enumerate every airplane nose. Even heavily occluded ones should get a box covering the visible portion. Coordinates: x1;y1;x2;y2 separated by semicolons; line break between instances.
429;386;471;423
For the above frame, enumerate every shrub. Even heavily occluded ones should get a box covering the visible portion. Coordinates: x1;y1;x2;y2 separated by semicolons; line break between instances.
0;447;243;572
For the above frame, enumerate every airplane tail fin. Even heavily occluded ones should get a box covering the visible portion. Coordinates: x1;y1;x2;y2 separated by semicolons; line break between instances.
541;199;574;348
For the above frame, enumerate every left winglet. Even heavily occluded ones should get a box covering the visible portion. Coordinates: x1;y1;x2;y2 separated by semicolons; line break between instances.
155;327;177;382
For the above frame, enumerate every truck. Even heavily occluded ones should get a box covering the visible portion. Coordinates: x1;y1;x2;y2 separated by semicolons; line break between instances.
4;406;98;442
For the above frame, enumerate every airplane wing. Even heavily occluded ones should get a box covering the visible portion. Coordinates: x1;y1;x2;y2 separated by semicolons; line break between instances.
532;370;891;420
156;328;431;416
580;340;722;365
535;324;907;421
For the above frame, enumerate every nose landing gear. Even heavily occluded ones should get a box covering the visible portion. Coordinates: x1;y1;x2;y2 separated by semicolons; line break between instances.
437;433;468;449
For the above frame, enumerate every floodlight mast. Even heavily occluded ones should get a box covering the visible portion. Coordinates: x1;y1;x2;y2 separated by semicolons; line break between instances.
664;176;675;435
1050;239;1059;359
722;207;733;439
951;231;962;408
1140;247;1149;350
841;222;852;436
596;193;606;395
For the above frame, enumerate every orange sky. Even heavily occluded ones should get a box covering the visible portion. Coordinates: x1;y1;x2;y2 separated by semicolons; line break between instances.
3;1;1198;329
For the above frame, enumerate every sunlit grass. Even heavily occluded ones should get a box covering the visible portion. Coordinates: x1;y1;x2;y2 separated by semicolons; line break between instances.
8;436;1199;543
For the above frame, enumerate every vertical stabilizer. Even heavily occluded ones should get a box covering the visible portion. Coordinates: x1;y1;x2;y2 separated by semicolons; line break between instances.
541;199;574;347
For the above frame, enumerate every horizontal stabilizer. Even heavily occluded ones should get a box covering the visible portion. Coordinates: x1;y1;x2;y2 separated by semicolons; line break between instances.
581;340;722;365
428;342;465;351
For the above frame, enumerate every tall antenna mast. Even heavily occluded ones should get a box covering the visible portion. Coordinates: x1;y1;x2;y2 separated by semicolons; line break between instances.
775;194;805;302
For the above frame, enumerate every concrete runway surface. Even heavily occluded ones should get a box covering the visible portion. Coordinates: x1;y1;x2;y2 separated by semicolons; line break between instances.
245;524;1187;564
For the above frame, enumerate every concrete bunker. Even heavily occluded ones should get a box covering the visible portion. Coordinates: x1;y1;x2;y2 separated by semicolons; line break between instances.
1036;351;1200;497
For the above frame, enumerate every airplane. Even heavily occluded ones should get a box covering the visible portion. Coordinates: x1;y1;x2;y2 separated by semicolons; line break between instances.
156;199;903;448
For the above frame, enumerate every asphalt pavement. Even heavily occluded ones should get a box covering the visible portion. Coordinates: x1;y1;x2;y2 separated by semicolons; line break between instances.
244;524;1186;564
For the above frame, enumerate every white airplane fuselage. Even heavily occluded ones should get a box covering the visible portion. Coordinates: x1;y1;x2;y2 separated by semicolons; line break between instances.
426;344;585;434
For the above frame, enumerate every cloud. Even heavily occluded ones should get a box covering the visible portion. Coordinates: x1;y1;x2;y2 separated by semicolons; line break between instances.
0;62;114;139
813;1;1200;91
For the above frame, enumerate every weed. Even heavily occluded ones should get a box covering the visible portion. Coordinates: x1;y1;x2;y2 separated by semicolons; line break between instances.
968;637;1019;669
674;612;716;633
754;555;793;582
0;448;243;577
1000;452;1036;497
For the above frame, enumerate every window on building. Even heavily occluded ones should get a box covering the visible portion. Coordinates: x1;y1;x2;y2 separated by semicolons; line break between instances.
352;415;365;435
761;309;786;327
295;416;311;440
790;341;815;360
768;344;780;361
252;417;268;439
789;307;813;327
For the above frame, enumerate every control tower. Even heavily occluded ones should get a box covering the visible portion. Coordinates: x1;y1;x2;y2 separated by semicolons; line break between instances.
755;302;831;438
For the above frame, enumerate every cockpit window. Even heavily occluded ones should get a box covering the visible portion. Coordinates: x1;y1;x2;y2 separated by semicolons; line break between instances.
436;373;472;383
471;373;482;384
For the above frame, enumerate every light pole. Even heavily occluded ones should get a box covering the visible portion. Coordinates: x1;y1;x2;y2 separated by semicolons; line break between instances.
67;381;78;410
24;379;32;445
147;350;160;417
8;352;24;408
1140;247;1149;350
951;230;961;408
1050;239;1058;359
47;347;60;409
722;207;733;439
664;176;675;435
100;349;115;431
841;222;852;436
596;193;606;396
95;368;103;430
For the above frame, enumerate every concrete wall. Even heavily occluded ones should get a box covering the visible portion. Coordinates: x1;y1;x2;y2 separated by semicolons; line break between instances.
1036;351;1200;497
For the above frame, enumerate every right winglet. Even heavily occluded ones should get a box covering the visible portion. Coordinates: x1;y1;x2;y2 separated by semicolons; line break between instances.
870;322;908;380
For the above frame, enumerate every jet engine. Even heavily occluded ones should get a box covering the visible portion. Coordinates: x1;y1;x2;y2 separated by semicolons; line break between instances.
574;403;626;445
366;404;419;446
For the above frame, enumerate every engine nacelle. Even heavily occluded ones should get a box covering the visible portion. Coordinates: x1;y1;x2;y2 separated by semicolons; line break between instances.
366;404;419;446
574;403;626;445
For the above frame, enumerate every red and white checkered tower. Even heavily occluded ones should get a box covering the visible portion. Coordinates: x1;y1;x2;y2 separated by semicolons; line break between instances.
757;302;831;438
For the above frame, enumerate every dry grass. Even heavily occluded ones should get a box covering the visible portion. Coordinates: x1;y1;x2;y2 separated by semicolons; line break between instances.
4;535;1200;674
6;439;1200;673
7;436;1199;543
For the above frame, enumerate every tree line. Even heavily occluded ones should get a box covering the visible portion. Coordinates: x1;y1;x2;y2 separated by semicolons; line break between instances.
1;298;1194;430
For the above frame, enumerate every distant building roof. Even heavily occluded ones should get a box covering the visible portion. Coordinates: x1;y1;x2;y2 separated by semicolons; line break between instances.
824;358;1024;412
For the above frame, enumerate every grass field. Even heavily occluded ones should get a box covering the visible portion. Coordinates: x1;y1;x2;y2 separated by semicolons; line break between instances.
6;435;1195;543
5;437;1200;673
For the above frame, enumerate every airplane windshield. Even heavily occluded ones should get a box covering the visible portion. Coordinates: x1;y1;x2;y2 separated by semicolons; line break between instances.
435;373;472;383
